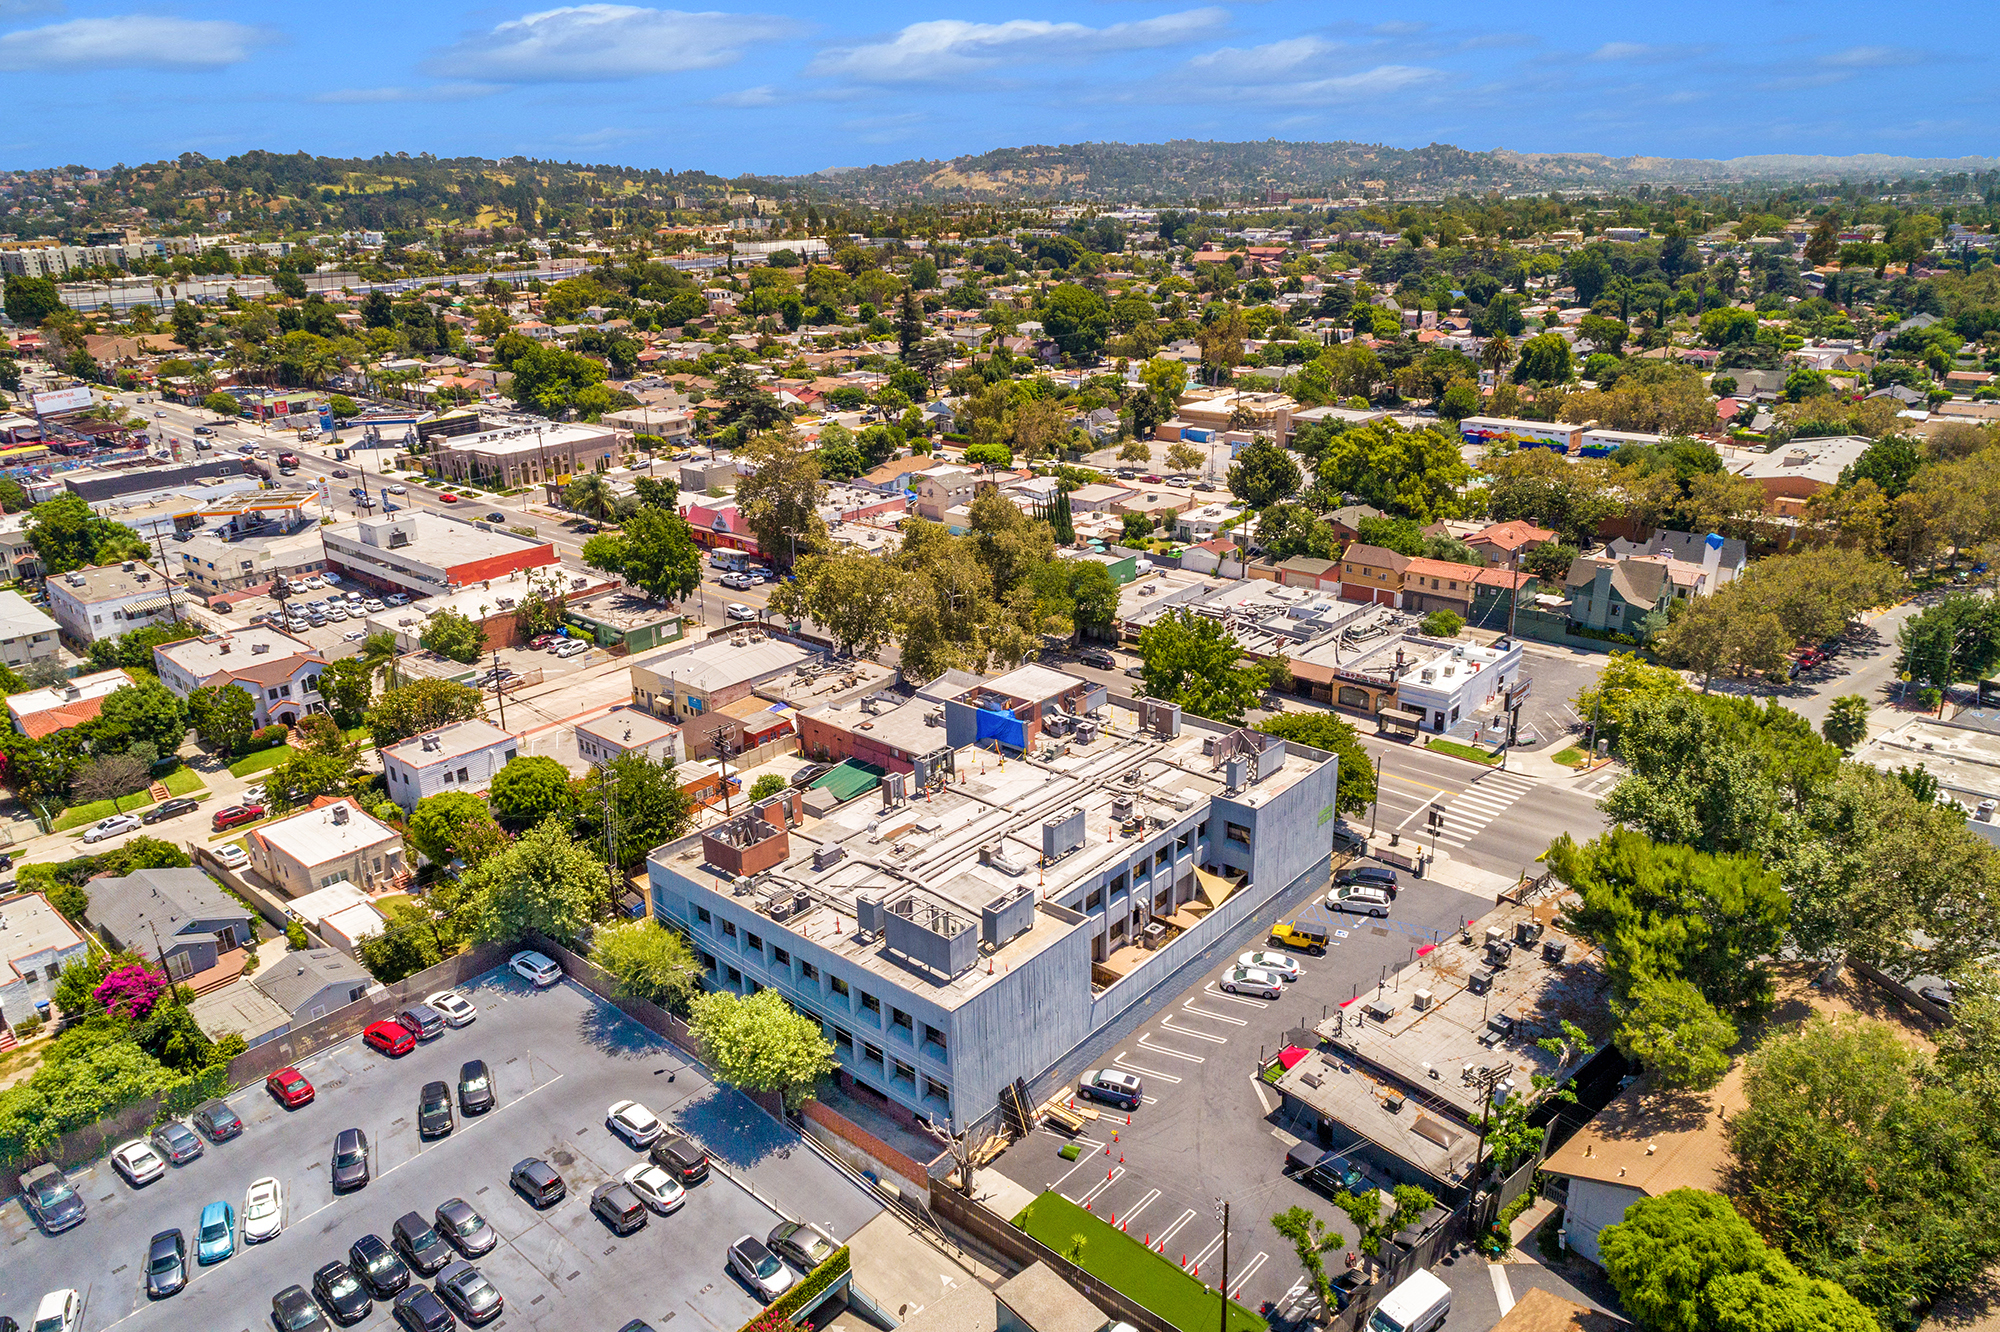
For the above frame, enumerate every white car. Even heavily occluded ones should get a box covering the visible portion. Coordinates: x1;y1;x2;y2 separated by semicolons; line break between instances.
82;813;142;843
555;638;590;658
242;784;268;805
363;598;384;612
1237;951;1301;982
343;630;367;642
725;602;756;621
242;1176;283;1242
324;605;348;622
619;1161;686;1213
31;1290;81;1332
607;1100;665;1147
387;484;407;494
1219;966;1285;1000
320;572;341;585
111;1139;167;1186
212;844;249;871
385;593;410;606
510;950;560;987
425;990;478;1027
301;575;323;590
1330;886;1393;918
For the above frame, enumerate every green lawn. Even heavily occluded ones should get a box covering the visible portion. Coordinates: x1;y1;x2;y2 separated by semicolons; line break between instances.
1425;738;1502;766
229;745;295;777
1013;1192;1265;1332
52;770;209;832
1549;746;1588;769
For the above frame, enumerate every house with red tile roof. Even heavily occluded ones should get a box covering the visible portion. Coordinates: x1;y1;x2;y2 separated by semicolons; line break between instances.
6;668;137;739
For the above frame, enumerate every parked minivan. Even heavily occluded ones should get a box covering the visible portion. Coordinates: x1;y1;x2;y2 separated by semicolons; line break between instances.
1366;1269;1450;1332
1334;865;1400;898
1330;886;1393;917
395;1004;444;1041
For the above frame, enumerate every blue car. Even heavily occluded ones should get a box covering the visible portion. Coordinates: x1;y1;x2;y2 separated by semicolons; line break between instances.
197;1200;236;1264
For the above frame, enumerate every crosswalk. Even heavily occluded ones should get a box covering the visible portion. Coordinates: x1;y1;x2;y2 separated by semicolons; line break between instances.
1431;770;1539;847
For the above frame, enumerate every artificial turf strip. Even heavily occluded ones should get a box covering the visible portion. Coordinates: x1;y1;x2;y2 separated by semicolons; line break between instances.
1013;1190;1267;1332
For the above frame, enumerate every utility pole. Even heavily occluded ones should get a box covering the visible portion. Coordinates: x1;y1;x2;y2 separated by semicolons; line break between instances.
706;724;736;816
1506;548;1521;642
1213;1199;1230;1324
491;650;507;730
1368;752;1383;838
149;522;181;625
600;768;620;910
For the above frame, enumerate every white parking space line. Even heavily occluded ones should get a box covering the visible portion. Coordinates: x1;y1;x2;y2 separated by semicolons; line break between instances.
1201;985;1270;1009
1180;999;1250;1026
1120;1188;1163;1227
1156;1208;1198;1250
1158;1015;1230;1044
1190;1229;1227;1268
1137;1036;1206;1063
1114;1054;1183;1082
1231;1251;1270;1298
1050;1142;1108;1193
1074;1167;1125;1206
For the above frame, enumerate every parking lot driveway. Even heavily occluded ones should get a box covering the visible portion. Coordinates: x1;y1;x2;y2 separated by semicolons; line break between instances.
2;965;879;1332
989;873;1490;1316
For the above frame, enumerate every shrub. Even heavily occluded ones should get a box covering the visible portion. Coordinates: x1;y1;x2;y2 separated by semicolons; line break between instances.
47;880;88;920
284;920;309;951
255;723;290;748
10;1014;42;1039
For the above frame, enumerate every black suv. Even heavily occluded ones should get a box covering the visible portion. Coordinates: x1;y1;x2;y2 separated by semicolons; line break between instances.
418;1082;455;1137
1334;865;1399;898
312;1260;374;1325
510;1157;566;1208
20;1163;85;1233
349;1233;412;1298
649;1135;710;1186
392;1211;453;1276
273;1285;331;1332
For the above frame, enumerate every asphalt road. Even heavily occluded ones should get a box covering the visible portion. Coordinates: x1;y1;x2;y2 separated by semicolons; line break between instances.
1;962;880;1332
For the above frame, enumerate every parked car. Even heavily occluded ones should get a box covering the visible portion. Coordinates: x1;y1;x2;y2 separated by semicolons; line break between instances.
243;1176;284;1241
312;1259;374;1325
591;1181;649;1235
330;1128;371;1191
197;1199;236;1263
396;1003;445;1041
211;844;250;872
387;484;408;495
1237;951;1301;982
789;762;833;790
20;1163;85;1232
720;571;751;590
1269;917;1333;958
192;1099;243;1141
510;1157;566;1208
82;813;142;843
435;1260;503;1325
618;1162;686;1214
273;1284;331;1332
350;1233;412;1298
1219;966;1285;1000
267;1066;315;1107
112;1139;168;1186
426;990;477;1026
392;1211;452;1276
767;1221;838;1272
555;638;590;658
143;796;200;824
607;1100;665;1147
211;803;264;831
391;1287;456;1332
1330;886;1393;917
509;950;560;987
1333;865;1399;898
649;1134;710;1185
418;1081;455;1137
1078;1069;1142;1111
435;1198;496;1258
31;1290;83;1332
151;1120;205;1165
364;1019;417;1056
145;1228;188;1298
729;1234;797;1302
457;1059;494;1114
1077;648;1116;670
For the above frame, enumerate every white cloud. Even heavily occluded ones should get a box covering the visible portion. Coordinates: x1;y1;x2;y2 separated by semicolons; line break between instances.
711;83;781;106
1822;44;1921;68
0;15;273;70
1586;41;1710;63
314;84;501;104
1189;36;1338;79
809;7;1226;83
427;4;792;82
1264;64;1438;103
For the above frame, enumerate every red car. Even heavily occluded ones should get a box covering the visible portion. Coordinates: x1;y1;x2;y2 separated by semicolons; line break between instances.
527;634;558;650
267;1066;315;1108
439;493;460;503
212;803;265;831
363;1019;416;1056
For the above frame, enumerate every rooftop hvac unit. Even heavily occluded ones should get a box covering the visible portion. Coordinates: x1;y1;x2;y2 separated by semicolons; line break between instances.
1382;1092;1405;1114
250;643;270;654
331;804;350;825
811;844;846;872
1411;988;1433;1011
766;889;810;920
856;896;886;933
1110;793;1135;820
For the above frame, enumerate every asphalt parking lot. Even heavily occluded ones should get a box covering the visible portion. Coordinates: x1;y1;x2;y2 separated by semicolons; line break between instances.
1;963;880;1332
990;872;1488;1317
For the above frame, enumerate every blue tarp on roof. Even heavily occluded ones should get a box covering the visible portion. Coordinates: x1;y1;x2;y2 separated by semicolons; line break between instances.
975;706;1027;751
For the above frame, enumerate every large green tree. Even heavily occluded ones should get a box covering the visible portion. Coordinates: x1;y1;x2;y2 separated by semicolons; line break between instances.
1040;284;1111;361
617;507;704;602
465;817;608;945
576;751;696;872
734;430;827;568
769;551;907;658
687;987;839;1111
591;919;702;1009
488;755;577;830
188;685;256;754
1316;421;1470;523
420;608;486;664
1254;711;1379;817
89;680;188;755
27;492;149;575
366;678;485;746
1225;437;1301;510
2;275;62;326
406;790;509;867
1137;608;1262;725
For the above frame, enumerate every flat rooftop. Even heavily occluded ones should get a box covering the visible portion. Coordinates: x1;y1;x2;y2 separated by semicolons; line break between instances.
51;560;175;603
251;799;400;865
381;718;518;767
0;890;86;967
7;667;133;720
156;624;318;679
753;656;897;709
637;633;815;694
656;693;1330;1010
578;707;680;748
438;421;610;456
326;511;553;572
1274;1047;1480;1186
568;588;685;631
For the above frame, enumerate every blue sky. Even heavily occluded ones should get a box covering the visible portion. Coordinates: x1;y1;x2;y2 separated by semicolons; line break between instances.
0;0;1994;174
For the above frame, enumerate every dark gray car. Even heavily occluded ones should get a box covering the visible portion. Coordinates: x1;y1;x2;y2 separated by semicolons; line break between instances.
394;1210;453;1275
417;1082;454;1138
435;1198;496;1257
151;1120;204;1165
192;1100;243;1142
331;1128;371;1192
20;1163;85;1233
145;1228;188;1298
458;1060;494;1115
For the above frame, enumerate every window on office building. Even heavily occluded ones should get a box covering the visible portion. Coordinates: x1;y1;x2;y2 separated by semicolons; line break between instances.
798;960;817;982
892;1060;916;1087
1226;821;1251;845
834;1027;853;1052
863;1043;884;1067
860;991;881;1017
772;946;790;968
746;932;762;953
924;1077;950;1103
923;1024;948;1053
831;975;848;997
890;1008;913;1036
696;906;711;925
721;920;737;939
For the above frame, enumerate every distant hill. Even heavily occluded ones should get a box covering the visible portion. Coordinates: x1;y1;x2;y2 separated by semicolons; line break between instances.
779;139;2000;202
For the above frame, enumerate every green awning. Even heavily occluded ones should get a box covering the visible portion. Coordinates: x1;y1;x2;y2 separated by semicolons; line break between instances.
810;760;886;803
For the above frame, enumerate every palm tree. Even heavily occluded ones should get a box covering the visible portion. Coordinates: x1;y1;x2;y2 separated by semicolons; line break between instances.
1480;334;1514;381
564;472;618;520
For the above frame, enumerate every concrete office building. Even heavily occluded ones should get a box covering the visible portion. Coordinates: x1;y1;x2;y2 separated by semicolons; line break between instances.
46;560;181;645
650;665;1341;1128
322;512;558;600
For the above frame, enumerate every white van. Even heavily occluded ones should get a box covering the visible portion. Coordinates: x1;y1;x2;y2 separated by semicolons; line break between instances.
1367;1269;1450;1332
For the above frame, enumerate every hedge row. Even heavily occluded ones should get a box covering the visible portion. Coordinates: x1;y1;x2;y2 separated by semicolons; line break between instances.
733;1246;851;1332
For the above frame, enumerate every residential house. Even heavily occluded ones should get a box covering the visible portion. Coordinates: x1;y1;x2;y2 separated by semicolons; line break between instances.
576;705;685;766
246;797;408;898
1564;556;1673;638
704;693;797;761
1063;483;1132;514
913;467;987;524
7;668;134;739
1172;502;1243;544
86;868;256;991
0;590;59;667
249;947;374;1023
154;626;329;729
1607;530;1747;594
1464;520;1556;566
281;881;386;958
46;560;180;646
0;512;42;582
380;719;522;813
1325;504;1384;543
1338;543;1413;607
1180;538;1245;579
0;891;89;1031
628;633;813;725
1400;558;1480;617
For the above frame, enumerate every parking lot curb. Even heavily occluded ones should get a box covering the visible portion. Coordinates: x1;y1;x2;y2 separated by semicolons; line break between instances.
704;1153;798;1226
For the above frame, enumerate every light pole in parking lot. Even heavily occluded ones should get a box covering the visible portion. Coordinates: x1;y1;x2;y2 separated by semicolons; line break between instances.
1212;1198;1230;1319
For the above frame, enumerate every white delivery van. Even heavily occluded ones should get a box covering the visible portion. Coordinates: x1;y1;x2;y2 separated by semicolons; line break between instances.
1367;1269;1451;1332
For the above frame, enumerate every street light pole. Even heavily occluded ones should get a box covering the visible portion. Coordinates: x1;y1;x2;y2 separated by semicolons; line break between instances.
1214;1199;1230;1327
